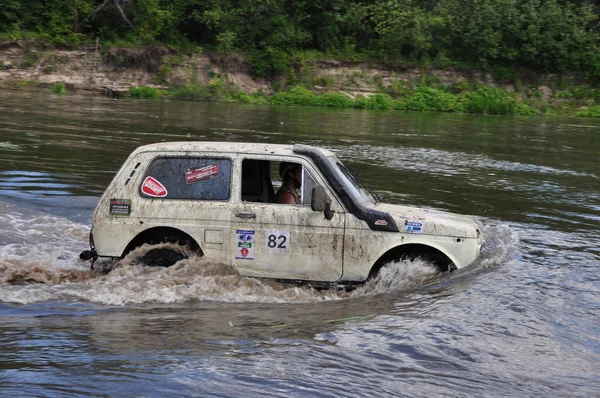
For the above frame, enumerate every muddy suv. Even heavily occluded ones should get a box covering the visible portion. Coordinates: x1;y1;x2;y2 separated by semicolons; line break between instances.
80;142;484;285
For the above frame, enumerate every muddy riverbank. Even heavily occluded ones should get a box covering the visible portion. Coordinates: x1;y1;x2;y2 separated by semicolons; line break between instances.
0;40;576;96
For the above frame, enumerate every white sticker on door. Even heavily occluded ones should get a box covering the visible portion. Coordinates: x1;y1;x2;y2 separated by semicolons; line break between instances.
236;229;255;260
265;230;290;255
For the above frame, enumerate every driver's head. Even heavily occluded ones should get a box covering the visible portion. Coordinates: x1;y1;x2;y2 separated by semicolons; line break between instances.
279;162;302;186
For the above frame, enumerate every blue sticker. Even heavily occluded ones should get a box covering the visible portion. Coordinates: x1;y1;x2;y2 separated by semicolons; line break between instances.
236;230;255;238
236;230;255;260
405;222;423;233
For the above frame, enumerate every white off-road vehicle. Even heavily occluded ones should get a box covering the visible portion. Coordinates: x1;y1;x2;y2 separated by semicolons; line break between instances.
80;142;484;286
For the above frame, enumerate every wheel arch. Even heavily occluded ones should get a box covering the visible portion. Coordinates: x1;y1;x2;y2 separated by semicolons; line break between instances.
369;243;457;278
121;226;203;258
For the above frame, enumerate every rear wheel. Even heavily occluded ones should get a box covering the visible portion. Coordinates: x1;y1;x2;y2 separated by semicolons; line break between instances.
121;228;202;267
135;247;187;267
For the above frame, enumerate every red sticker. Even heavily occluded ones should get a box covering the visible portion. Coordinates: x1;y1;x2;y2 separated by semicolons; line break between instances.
142;176;168;197
185;164;219;184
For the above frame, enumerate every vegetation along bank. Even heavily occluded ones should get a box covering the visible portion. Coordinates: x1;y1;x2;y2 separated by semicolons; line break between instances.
3;0;600;117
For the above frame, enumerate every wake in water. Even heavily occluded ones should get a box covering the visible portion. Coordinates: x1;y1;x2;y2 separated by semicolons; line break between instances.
0;202;518;305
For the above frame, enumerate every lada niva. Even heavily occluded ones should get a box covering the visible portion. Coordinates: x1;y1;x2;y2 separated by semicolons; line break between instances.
80;142;484;286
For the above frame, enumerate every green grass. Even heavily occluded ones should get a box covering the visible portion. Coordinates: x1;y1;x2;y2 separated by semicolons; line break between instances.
576;106;600;117
0;31;41;41
13;80;38;88
228;84;547;115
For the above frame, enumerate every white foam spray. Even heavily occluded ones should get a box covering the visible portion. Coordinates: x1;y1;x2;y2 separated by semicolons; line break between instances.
0;204;517;305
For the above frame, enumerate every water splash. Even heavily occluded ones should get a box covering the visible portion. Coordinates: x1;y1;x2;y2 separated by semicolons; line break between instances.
478;223;521;268
351;258;441;297
0;204;517;305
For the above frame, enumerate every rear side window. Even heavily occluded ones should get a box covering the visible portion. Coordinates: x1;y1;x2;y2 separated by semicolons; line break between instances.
140;157;231;200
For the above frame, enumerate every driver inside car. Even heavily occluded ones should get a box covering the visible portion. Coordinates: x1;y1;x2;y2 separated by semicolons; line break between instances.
274;162;302;204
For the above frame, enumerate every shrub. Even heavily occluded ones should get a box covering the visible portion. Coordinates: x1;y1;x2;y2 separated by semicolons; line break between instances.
354;93;394;110
129;86;160;99
316;93;354;108
207;77;225;97
514;102;540;116
226;91;268;104
50;83;67;95
463;87;517;115
169;84;209;101
269;86;319;106
399;86;462;112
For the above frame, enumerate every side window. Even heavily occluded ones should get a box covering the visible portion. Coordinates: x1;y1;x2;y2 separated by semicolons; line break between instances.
240;158;316;206
140;157;231;200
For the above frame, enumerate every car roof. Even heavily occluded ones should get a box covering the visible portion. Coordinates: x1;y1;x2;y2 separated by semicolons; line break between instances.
131;141;336;157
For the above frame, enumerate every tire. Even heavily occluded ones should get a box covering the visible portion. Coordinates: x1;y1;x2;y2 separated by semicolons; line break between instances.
135;247;187;267
370;249;453;280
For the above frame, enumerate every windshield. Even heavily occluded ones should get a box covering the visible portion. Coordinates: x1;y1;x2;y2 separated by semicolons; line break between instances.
326;156;377;203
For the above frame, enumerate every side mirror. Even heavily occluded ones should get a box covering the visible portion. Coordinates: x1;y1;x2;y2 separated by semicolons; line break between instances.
311;185;335;220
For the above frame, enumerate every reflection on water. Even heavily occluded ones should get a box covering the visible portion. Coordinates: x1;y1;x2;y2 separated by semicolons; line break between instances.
0;90;599;397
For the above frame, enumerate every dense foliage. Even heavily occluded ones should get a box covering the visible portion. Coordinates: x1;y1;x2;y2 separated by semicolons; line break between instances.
1;0;600;77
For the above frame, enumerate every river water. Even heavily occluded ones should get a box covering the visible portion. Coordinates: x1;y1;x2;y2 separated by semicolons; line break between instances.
0;90;598;397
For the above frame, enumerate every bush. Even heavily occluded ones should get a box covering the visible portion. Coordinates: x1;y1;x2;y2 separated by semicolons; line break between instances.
354;93;393;110
463;87;517;115
316;93;354;108
269;86;319;106
514;102;540;116
397;86;462;112
226;91;268;104
169;84;209;101
207;77;225;97
50;83;67;95
129;86;160;99
268;87;355;108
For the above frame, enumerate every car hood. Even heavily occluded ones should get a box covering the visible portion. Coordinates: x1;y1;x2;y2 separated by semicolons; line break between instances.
374;203;482;239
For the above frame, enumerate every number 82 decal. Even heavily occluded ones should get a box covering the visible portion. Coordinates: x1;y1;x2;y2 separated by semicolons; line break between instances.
265;230;290;255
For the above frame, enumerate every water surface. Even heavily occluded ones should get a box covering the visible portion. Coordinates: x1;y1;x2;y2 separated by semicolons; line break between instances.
0;90;598;397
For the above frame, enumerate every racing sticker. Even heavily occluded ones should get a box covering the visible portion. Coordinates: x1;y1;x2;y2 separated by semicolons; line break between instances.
405;221;424;233
266;229;290;255
109;198;132;216
185;164;219;184
235;229;255;260
142;176;168;197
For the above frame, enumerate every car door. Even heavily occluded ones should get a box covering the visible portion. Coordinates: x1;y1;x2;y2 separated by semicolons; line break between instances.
231;156;345;282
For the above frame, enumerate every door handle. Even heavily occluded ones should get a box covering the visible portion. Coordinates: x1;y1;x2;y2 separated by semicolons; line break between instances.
235;212;256;219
